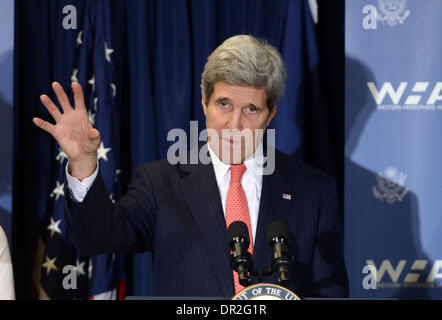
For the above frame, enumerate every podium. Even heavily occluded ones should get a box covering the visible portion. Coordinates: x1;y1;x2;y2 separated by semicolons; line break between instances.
125;283;301;300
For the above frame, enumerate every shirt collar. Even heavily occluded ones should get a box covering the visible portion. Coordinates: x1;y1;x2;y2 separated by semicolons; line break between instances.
207;142;230;184
207;141;264;188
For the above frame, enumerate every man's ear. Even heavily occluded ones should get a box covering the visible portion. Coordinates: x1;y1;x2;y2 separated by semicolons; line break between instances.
265;105;278;128
201;90;207;116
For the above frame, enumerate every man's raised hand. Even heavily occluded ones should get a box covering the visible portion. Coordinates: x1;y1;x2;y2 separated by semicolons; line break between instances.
33;82;100;181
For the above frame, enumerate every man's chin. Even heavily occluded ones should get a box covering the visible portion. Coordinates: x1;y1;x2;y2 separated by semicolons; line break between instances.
214;141;254;165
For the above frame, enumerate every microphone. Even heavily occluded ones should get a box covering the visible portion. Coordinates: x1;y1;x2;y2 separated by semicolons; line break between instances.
267;220;292;286
227;221;253;287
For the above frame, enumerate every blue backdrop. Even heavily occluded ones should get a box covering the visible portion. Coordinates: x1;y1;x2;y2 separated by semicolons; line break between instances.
0;0;13;246
13;0;327;298
345;0;442;299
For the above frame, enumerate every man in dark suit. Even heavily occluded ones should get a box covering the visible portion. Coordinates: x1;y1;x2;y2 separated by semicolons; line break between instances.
33;35;348;298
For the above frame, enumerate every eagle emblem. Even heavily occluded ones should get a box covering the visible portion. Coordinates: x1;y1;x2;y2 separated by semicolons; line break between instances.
377;0;410;26
372;166;409;204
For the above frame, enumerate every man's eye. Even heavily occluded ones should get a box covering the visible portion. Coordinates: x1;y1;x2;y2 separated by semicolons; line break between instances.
219;101;229;108
247;106;257;113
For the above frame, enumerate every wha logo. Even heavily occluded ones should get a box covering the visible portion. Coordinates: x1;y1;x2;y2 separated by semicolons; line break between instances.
367;82;442;111
365;259;442;288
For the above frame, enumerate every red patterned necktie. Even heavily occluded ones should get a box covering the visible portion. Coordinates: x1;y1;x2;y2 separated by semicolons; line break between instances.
225;163;253;294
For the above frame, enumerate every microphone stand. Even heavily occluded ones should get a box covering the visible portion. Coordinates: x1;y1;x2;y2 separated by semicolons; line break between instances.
251;266;273;283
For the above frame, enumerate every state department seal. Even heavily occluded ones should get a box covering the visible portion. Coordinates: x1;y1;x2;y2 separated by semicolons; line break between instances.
372;166;409;204
377;0;410;26
232;283;301;300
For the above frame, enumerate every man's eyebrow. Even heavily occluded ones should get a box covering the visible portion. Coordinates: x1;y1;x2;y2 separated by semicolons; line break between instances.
215;97;263;108
214;97;231;103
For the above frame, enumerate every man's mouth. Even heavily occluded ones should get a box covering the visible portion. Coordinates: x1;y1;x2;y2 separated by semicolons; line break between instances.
222;137;242;145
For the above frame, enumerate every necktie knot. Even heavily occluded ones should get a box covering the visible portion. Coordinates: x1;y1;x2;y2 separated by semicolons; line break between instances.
230;164;247;183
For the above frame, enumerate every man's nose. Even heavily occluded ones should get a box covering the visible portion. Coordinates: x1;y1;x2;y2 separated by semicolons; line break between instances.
226;108;243;131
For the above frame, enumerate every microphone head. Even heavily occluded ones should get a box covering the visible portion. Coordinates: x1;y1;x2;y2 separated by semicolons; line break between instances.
266;220;290;245
227;221;250;246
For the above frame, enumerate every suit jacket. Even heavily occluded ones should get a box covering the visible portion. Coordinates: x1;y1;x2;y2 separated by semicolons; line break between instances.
64;146;348;298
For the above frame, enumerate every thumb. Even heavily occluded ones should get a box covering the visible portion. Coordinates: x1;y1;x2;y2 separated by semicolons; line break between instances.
87;128;101;143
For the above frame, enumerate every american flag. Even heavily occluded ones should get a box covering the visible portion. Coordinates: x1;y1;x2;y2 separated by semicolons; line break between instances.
34;0;125;300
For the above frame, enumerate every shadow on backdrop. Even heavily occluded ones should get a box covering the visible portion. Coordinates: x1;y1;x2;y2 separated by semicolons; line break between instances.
345;57;433;299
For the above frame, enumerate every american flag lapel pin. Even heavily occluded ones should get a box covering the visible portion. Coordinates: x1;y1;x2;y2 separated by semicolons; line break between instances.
282;193;292;200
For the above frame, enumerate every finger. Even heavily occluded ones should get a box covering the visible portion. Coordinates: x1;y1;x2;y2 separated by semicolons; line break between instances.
40;94;62;122
32;117;55;136
72;82;87;112
52;82;73;114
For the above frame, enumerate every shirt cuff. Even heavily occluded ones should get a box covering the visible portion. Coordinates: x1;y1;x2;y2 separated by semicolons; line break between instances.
65;161;99;203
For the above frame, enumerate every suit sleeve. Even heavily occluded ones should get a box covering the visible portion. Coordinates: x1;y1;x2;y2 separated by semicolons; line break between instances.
312;178;349;297
64;165;156;255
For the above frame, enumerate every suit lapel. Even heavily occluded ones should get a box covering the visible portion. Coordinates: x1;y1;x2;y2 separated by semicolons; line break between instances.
178;160;234;297
253;159;294;274
177;145;296;293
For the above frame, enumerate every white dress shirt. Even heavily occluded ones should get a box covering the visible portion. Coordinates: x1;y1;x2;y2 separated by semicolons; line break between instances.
65;161;100;202
0;226;15;300
65;143;264;244
207;142;263;245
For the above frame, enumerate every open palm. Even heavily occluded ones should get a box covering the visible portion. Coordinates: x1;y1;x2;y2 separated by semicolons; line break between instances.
33;82;100;178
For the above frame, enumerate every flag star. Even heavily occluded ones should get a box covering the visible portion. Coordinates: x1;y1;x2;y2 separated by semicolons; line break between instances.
71;68;79;83
114;169;122;183
104;42;114;63
47;218;62;238
109;193;115;204
50;181;65;201
111;83;117;97
42;255;58;276
93;97;99;111
88;259;93;279
88;74;96;92
88;109;96;126
55;148;68;164
97;142;112;161
76;31;83;47
74;259;86;277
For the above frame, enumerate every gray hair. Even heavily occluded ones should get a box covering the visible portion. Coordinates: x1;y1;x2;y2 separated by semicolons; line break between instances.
201;35;287;110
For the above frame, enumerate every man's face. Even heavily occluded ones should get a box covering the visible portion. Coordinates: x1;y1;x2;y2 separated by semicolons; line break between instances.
202;82;277;164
